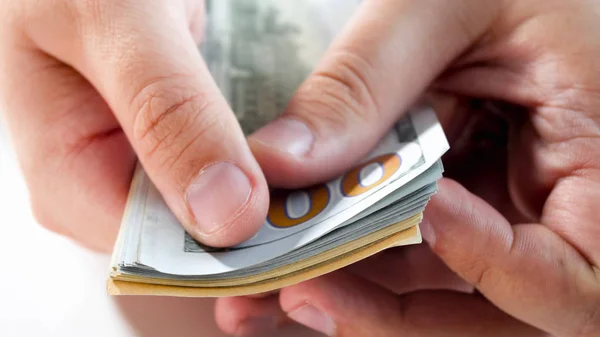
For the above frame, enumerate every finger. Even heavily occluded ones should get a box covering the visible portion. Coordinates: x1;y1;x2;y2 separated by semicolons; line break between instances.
26;1;269;246
0;37;134;252
347;243;473;295
248;0;499;187
423;178;600;337
279;271;546;337
215;295;289;337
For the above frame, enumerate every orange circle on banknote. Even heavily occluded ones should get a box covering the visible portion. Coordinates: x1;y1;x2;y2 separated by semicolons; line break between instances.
341;153;401;197
267;185;330;228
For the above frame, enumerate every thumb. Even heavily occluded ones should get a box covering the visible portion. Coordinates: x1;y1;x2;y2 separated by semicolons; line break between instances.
423;178;600;337
248;0;497;188
30;1;268;247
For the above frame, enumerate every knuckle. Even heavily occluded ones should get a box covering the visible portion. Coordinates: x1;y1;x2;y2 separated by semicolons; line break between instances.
458;259;492;288
293;51;379;131
131;79;221;170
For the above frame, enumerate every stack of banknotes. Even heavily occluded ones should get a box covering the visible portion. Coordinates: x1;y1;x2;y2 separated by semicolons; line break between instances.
107;0;449;297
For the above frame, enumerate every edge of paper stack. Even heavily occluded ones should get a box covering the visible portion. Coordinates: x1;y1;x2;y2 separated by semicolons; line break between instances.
107;224;423;297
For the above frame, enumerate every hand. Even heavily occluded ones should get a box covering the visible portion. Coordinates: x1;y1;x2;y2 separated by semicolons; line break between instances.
0;0;271;250
216;0;600;336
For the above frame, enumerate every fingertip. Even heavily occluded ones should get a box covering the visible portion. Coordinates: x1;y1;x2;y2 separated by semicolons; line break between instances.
279;278;338;337
280;272;365;333
424;178;512;252
214;297;243;335
250;118;315;158
247;111;379;189
247;139;317;188
279;277;332;314
431;177;470;207
248;130;367;189
185;170;270;247
248;116;343;189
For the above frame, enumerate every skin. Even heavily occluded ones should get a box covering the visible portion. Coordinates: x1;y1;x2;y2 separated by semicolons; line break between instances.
1;0;599;336
223;1;600;336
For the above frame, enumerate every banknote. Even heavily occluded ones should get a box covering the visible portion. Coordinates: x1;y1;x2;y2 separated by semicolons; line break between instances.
201;0;362;134
123;109;445;275
109;0;448;279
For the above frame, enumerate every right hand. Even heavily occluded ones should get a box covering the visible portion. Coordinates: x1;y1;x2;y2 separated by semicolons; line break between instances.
214;0;600;335
0;0;271;251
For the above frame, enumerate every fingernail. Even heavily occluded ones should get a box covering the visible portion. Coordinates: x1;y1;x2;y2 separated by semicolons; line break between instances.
420;217;436;246
251;118;314;156
287;304;335;336
186;162;251;234
235;317;278;337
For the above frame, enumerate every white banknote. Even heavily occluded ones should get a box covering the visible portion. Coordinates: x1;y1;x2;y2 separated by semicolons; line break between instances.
125;106;446;275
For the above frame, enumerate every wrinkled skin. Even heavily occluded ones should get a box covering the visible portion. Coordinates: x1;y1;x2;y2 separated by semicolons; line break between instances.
0;1;599;336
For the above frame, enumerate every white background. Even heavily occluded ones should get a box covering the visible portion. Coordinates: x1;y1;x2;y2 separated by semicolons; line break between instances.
0;121;317;336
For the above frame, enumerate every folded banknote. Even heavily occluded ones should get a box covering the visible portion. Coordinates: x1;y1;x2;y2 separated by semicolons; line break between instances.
107;0;449;297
